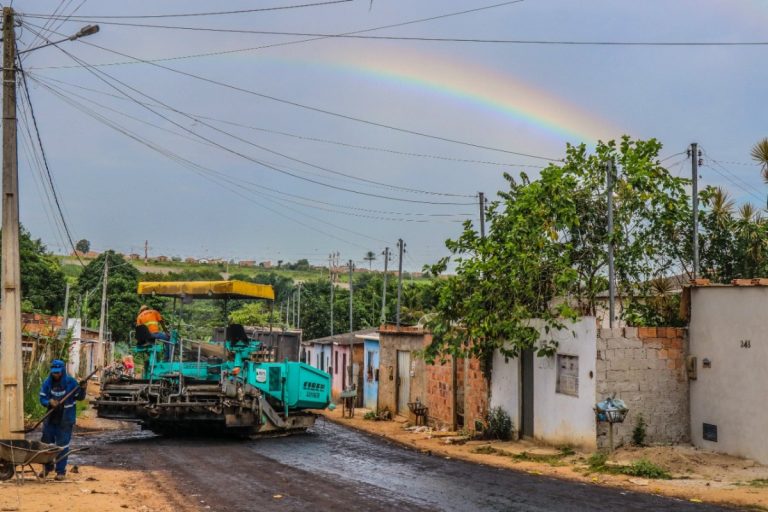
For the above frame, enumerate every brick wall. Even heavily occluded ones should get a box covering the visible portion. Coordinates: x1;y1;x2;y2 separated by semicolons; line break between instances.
596;326;689;449
464;357;489;431
426;360;454;428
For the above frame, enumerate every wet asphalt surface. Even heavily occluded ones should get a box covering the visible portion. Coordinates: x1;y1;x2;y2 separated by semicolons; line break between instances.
72;421;736;512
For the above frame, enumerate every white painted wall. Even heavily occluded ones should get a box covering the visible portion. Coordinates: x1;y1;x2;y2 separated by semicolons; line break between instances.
690;287;768;464
491;317;597;448
67;318;82;375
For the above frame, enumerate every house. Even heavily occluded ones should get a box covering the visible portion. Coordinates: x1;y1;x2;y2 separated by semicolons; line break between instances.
259;261;272;269
155;255;170;263
304;329;373;404
71;250;100;259
687;280;768;464
128;253;141;260
377;324;435;419
361;332;380;411
185;257;198;264
238;260;256;267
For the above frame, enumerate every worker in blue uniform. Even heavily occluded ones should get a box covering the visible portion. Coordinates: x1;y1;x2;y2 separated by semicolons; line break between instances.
38;359;87;480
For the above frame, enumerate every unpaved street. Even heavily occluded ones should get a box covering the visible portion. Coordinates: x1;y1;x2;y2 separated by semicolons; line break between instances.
73;421;733;512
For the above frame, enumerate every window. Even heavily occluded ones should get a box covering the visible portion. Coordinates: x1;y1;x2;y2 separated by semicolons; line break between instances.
556;354;579;397
335;351;339;375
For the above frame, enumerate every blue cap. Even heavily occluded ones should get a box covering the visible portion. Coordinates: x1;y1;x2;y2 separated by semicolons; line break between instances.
50;359;65;374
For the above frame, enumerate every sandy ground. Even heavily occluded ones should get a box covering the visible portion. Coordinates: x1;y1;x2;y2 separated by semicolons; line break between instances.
0;399;197;512
319;407;768;510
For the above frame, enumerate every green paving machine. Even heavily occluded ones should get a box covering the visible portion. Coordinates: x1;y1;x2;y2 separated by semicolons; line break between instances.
95;280;332;436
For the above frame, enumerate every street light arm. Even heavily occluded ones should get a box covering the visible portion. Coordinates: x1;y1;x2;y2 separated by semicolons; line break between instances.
17;24;99;55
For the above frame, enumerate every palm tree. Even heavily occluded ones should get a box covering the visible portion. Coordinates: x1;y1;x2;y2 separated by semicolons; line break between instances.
751;138;768;182
363;250;376;270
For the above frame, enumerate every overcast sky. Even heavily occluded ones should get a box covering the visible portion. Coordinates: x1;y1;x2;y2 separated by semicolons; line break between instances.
11;0;768;270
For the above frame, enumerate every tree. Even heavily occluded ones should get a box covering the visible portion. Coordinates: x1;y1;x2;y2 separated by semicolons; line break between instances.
75;239;90;254
363;251;376;270
751;138;768;181
426;138;691;364
76;251;140;342
229;302;271;326
2;227;68;314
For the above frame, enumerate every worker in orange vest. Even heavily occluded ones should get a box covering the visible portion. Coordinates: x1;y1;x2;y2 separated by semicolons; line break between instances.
136;305;171;358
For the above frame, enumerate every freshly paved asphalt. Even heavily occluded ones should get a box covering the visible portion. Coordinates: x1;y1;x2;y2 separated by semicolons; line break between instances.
75;421;735;512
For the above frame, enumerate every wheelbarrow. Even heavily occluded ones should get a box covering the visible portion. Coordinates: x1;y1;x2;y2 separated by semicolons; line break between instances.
0;439;87;482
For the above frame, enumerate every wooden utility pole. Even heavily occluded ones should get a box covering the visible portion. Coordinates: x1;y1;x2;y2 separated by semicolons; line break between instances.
348;260;354;338
691;142;700;279
396;239;405;328
329;253;334;336
0;7;24;439
380;247;390;324
478;192;486;239
606;161;615;328
96;255;109;368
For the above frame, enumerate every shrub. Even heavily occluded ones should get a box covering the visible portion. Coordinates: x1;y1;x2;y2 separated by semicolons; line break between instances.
485;406;513;440
632;414;647;446
623;459;671;479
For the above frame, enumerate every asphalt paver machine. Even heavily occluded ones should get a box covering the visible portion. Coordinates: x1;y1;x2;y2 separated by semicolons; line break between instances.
95;280;332;436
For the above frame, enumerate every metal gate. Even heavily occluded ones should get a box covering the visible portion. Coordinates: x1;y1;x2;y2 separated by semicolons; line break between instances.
397;350;411;415
521;349;534;438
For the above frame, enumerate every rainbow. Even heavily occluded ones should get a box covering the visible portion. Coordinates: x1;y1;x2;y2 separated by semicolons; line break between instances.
258;47;619;145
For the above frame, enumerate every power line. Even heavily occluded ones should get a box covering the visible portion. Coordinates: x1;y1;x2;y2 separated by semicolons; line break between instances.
31;74;545;170
26;17;768;46
29;1;526;70
26;33;479;207
23;20;560;162
34;76;469;225
32;75;394;249
16;52;84;266
23;0;354;19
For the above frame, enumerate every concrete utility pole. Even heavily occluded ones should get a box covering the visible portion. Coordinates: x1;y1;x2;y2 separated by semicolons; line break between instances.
606;160;615;329
297;282;302;330
144;240;148;263
329;253;334;336
62;281;70;334
348;260;354;338
691;142;700;279
380;247;390;324
287;294;291;328
0;7;23;439
396;239;406;328
97;254;109;368
478;192;486;239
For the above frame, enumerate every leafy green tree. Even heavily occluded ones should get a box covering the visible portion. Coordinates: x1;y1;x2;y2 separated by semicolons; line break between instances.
75;239;90;253
76;250;140;342
229;302;271;325
426;138;691;364
1;227;67;314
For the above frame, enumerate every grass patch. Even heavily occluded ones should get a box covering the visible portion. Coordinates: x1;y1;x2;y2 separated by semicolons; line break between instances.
471;445;502;455
737;479;768;488
587;452;670;479
513;451;566;466
558;444;576;457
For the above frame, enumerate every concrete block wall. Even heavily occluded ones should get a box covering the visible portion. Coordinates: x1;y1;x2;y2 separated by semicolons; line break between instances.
596;326;689;449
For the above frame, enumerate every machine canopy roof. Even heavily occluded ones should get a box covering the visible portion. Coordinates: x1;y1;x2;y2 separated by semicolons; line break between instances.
137;280;275;300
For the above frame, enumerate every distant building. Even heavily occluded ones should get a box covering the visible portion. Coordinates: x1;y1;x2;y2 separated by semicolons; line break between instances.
259;261;272;269
71;250;100;259
155;255;169;262
185;257;198;264
238;260;256;267
128;253;141;260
